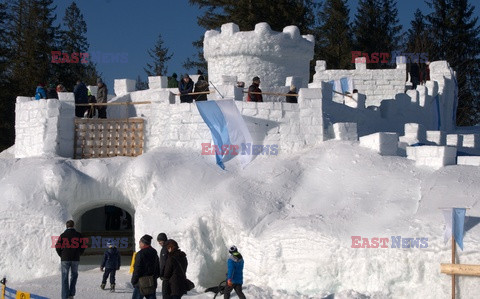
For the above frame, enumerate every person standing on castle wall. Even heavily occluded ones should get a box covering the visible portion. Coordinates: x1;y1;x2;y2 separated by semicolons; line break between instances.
47;83;58;99
247;76;263;102
179;74;194;103
35;83;47;100
74;80;89;117
193;75;209;101
168;73;179;88
87;89;97;118
57;84;67;93
55;220;86;299
97;78;108;119
285;84;297;103
409;61;420;90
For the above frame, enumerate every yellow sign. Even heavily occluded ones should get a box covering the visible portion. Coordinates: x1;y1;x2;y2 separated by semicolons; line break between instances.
129;251;137;274
15;291;30;299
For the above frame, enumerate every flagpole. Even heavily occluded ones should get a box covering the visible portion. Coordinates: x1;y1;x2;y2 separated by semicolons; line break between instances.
452;234;456;299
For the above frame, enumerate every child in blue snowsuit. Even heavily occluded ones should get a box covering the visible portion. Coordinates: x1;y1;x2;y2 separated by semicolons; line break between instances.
35;84;47;100
100;241;121;292
224;245;246;299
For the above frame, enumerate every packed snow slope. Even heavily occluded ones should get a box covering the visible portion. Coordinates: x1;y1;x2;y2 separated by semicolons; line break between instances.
1;140;480;298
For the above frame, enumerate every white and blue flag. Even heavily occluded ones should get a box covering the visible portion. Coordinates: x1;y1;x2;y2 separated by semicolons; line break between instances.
443;208;466;250
196;99;253;169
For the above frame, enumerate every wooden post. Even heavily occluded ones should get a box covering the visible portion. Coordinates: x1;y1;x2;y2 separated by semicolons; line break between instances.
452;235;456;299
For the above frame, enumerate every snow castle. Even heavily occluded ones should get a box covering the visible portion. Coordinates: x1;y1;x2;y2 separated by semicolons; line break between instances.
3;22;480;286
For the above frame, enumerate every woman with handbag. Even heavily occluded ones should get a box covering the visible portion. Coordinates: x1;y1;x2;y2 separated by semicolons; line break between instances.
163;240;190;299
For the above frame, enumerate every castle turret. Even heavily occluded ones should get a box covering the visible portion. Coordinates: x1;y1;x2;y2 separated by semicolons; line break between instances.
203;22;315;88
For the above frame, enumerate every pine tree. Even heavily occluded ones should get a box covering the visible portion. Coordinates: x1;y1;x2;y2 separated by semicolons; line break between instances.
405;9;432;55
57;1;98;90
186;0;318;71
0;2;15;151
427;0;480;125
9;0;58;95
315;0;353;69
144;34;173;76
353;0;402;68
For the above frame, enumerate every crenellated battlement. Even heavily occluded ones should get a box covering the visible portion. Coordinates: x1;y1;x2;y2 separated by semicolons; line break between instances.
204;22;314;88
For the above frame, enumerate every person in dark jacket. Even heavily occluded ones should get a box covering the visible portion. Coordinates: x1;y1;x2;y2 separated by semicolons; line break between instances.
193;75;209;101
47;83;58;99
55;220;86;299
97;78;108;119
247;76;262;102
168;73;179;88
285;84;297;103
224;245;246;299
157;233;170;299
409;62;420;90
132;235;160;299
179;74;194;103
35;83;47;100
164;240;188;299
100;241;121;292
73;80;89;117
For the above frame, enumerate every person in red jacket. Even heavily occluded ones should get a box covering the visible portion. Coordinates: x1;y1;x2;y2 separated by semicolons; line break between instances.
247;76;263;102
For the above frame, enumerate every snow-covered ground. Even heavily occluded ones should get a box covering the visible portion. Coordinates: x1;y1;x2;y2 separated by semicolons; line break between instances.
1;140;480;298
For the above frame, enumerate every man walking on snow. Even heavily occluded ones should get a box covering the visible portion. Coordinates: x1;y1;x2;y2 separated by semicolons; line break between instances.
55;220;86;299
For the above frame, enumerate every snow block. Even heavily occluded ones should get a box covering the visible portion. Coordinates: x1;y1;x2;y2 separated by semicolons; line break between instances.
457;156;480;166
408;145;457;169
333;122;358;141
148;76;167;89
58;92;75;102
114;79;136;95
426;130;446;145
446;134;462;147
360;132;399;156
461;134;480;148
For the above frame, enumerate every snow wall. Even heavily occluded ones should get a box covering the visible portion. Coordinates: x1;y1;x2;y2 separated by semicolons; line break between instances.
13;59;457;159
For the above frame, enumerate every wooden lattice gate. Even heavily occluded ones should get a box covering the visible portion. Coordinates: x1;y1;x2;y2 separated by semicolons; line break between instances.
74;118;144;159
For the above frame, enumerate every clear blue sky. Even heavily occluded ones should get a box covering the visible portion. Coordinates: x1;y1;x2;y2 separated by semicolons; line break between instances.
52;0;480;91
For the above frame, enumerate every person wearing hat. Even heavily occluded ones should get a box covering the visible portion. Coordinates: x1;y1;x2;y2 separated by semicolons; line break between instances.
247;76;262;102
163;240;189;299
35;83;47;100
168;73;179;88
132;234;160;299
224;245;246;299
100;240;121;292
96;78;108;119
178;74;194;103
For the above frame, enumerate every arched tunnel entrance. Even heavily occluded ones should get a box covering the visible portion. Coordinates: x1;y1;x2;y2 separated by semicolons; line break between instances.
78;205;134;257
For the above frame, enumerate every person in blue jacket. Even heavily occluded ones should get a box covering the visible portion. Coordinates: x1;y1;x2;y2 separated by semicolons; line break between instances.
35;83;47;100
224;245;246;299
100;241;121;292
